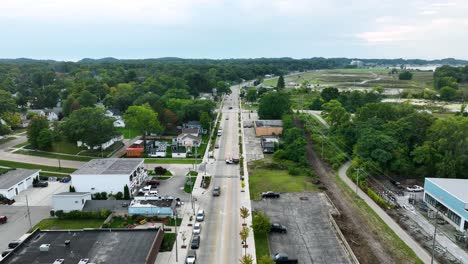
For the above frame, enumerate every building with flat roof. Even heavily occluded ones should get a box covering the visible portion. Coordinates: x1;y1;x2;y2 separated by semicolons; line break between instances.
52;192;92;213
0;228;164;264
254;120;283;136
0;169;39;199
424;178;468;231
129;196;176;217
71;159;147;197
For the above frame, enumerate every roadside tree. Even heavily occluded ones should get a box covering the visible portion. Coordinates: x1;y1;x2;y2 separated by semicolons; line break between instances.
252;211;271;234
27;116;50;148
124;104;163;149
258;92;291;119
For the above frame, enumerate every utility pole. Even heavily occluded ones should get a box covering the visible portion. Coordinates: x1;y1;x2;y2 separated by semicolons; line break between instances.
58;159;61;170
354;168;360;194
25;195;32;230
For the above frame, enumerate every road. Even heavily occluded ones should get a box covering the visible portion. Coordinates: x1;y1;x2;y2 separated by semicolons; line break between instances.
195;86;242;264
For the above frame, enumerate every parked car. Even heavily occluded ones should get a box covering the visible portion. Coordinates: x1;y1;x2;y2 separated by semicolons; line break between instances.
0;215;7;224
270;223;287;233
193;223;202;235
225;117;229;120
1;249;13;257
191;236;201;249
147;180;160;186
232;158;240;164
185;250;197;264
212;186;221;196
271;252;298;263
406;185;424;192
215;144;220;149
262;191;280;198
390;179;403;189
33;181;48;188
225;158;234;164
8;240;21;249
60;177;71;183
196;210;205;222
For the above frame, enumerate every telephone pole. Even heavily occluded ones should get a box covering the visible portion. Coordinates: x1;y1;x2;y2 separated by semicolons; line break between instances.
26;195;32;230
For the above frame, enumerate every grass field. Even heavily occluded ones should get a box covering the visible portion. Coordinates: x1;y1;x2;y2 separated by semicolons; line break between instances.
253;231;270;260
31;218;103;231
39;171;70;178
0;159;76;173
15;149;93;161
184;176;197;193
117;127;140;139
248;157;317;200
160;233;176;252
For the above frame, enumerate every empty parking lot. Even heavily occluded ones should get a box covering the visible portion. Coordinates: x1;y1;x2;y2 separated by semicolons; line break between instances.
253;192;354;264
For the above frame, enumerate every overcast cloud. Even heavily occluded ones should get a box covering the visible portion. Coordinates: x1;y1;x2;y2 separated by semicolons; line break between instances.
1;0;467;60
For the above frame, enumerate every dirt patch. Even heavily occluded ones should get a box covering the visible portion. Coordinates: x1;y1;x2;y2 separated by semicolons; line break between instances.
296;118;395;264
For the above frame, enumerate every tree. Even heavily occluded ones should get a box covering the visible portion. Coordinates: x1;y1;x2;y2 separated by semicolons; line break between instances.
199;112;211;131
37;128;54;150
0;112;21;127
320;87;339;102
258;92;291;119
322;100;350;128
0;125;11;136
0;90;17;114
239;226;249;256
252;211;271;234
78;90;98;107
123;185;130;200
398;71;413;80
245;88;257;102
217;81;232;95
69;186;76;192
154;166;167;176
239;254;254;264
439;86;457;101
240;206;250;225
27;116;49;148
258;255;275;264
276;75;285;89
61;107;117;149
124;104;163;148
114;192;123;200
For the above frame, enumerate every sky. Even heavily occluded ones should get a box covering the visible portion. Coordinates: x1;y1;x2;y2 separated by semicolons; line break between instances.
1;0;468;61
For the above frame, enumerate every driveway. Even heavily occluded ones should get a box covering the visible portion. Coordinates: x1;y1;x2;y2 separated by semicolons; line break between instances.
12;181;70;207
144;163;192;201
253;192;352;264
242;110;264;162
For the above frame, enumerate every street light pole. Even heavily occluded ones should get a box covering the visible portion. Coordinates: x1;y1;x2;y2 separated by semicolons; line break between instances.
25;194;32;230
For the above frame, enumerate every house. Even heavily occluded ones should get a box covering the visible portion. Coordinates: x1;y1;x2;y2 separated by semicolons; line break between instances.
181;128;199;137
52;192;92;213
71;158;148;196
30;108;61;122
199;92;214;100
254;120;283;136
77;134;123;151
424;178;468;231
0;169;39;199
129;196;176;217
183;121;203;134
172;147;187;158
261;136;279;153
0;228;165;264
148;141;167;158
174;134;201;148
126;139;144;157
113;119;125;128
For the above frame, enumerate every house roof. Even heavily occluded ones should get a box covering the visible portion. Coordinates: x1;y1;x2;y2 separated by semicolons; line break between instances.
72;159;143;176
172;147;186;153
0;169;39;189
0;229;162;264
255;120;283;127
425;178;468;203
186;121;201;126
182;128;199;134
177;134;201;141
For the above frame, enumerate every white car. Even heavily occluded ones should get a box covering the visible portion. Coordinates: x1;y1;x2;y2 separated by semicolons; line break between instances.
185;250;197;264
193;223;201;235
406;185;424;192
196;210;205;222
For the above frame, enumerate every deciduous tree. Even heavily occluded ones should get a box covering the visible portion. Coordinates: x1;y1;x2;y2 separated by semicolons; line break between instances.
258;92;291;119
124;104;163;148
27;116;49;148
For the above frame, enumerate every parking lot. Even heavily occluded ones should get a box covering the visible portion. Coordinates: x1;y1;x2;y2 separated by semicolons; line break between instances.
253;192;353;264
242;110;264;162
144;163;192;201
12;181;70;207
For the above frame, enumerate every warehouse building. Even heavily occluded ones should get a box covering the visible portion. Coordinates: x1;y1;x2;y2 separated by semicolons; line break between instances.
424;178;468;231
71;159;147;196
0;169;39;199
254;120;283;136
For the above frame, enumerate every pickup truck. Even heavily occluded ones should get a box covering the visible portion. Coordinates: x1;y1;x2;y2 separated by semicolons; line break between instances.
271;253;298;264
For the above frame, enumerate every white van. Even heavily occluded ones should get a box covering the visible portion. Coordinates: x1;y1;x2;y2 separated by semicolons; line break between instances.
217;130;222;136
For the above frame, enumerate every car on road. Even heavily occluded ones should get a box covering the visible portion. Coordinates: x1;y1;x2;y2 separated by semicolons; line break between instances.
270;223;287;233
225;117;229;120
215;143;220;149
147;180;160;186
0;215;7;224
191;236;201;249
212;186;221;196
60;177;71;183
229;106;233;109
225;158;234;164
271;252;298;263
33;181;48;187
2;249;14;257
8;240;21;249
406;185;424;192
196;210;205;222
262;191;280;198
193;223;202;235
185;250;197;264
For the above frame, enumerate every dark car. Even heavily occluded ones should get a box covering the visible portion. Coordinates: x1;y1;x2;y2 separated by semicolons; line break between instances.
390;179;403;189
212;186;221;196
33;181;48;187
262;191;280;198
60;177;71;183
191;235;200;249
8;240;21;249
147;180;160;186
229;106;233;109
0;215;7;224
1;249;13;257
270;223;287;233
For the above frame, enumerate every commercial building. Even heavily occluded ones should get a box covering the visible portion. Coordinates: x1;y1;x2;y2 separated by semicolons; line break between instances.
254;120;283;136
0;169;39;199
261;136;279;153
52;192;92;212
71;159;147;196
0;228;164;264
129;196;176;217
424;178;468;231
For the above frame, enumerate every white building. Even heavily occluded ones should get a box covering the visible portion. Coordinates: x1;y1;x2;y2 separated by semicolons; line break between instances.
52;192;92;212
71;159;147;196
0;169;39;199
77;134;123;151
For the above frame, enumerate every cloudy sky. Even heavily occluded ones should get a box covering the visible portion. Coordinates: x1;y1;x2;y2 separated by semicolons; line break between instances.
1;0;467;60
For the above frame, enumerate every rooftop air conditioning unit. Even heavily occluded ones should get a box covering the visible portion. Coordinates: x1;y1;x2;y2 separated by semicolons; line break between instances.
53;259;65;264
78;258;90;264
39;244;50;252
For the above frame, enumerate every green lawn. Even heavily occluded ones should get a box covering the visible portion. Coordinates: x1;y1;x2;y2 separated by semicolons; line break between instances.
50;140;83;155
144;158;202;164
184;176;197;193
13;141;29;148
249;166;317;200
0;137;15;145
254;231;270;260
117;127;140;139
31;218;103;231
79;142;124;157
160;233;176;252
15;149;93;162
0;159;76;173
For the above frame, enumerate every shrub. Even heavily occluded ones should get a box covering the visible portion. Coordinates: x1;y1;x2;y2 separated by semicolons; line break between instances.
114;192;123;200
288;166;301;176
55;209;111;220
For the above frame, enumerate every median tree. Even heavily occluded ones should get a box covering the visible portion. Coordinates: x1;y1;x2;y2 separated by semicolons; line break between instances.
27;115;50;149
240;206;250;225
252;211;271;234
239;226;249;256
239;254;254;264
124;104;163;148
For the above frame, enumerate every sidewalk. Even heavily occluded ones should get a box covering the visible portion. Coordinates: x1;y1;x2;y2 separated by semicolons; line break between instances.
338;162;435;264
